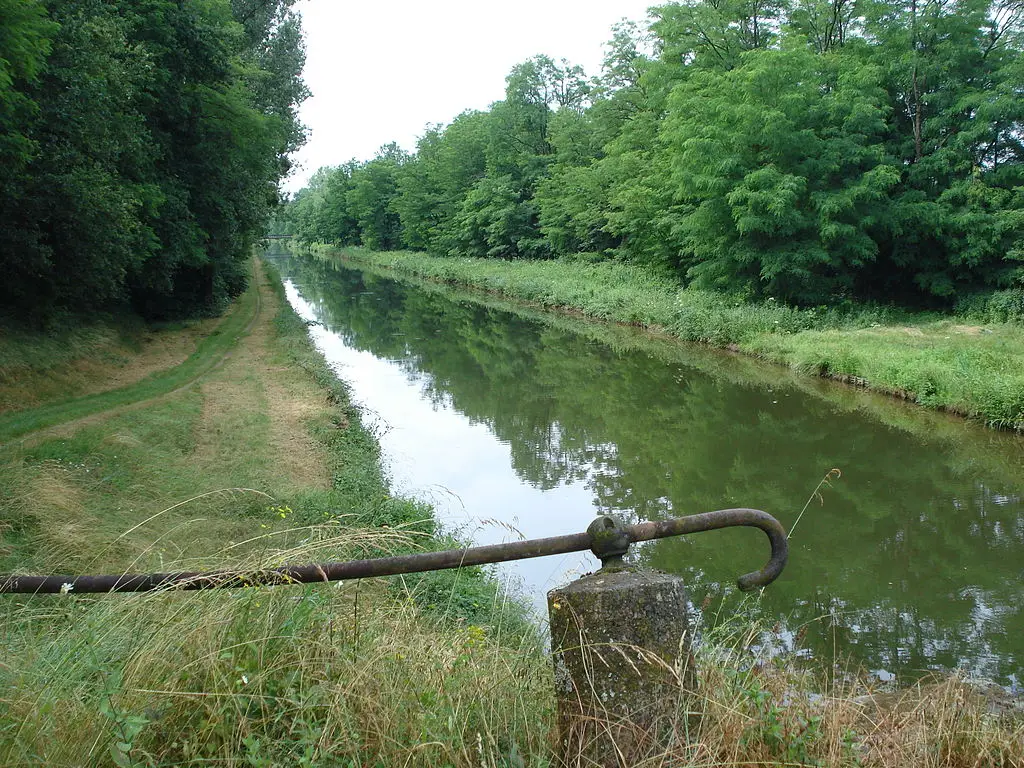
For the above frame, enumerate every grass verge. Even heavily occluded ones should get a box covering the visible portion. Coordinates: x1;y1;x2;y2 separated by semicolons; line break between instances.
340;248;1024;431
0;276;259;445
0;312;222;416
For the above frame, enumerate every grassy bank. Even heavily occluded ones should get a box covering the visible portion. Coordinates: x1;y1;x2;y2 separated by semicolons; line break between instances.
342;248;1024;431
0;261;547;765
0;313;221;416
0;271;260;444
0;259;1018;766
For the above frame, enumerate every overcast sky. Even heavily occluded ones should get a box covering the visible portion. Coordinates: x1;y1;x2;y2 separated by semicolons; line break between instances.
286;0;655;192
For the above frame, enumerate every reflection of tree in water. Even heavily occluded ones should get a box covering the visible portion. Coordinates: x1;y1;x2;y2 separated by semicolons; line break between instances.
272;253;1024;685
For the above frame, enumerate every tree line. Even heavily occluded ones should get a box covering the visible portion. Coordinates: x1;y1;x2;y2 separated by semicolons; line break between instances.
284;0;1023;308
0;0;308;322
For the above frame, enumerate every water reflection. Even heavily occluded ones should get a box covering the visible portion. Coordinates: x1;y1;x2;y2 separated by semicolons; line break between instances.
268;249;1024;687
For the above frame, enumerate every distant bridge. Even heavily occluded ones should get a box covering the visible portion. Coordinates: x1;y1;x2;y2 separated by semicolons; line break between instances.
264;234;293;240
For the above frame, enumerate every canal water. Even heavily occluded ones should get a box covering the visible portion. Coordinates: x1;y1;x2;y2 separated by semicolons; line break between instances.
267;249;1023;689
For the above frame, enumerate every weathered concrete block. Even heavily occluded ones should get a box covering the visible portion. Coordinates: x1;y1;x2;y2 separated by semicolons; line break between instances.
548;568;698;767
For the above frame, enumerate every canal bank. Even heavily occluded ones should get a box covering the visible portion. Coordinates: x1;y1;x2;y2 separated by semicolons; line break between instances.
0;260;546;765
337;247;1024;432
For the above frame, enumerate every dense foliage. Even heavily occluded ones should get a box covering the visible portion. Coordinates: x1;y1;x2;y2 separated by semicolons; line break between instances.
0;0;308;321
285;0;1023;308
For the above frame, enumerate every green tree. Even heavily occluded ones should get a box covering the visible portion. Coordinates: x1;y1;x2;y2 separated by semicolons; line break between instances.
651;0;786;71
1;0;153;317
288;166;361;245
346;143;408;251
0;0;53;181
535;109;621;256
857;0;1024;300
449;56;589;260
126;0;308;317
660;46;899;302
0;0;308;322
393;111;489;253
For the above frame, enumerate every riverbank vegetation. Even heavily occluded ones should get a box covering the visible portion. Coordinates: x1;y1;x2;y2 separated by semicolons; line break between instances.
0;261;1018;765
0;0;308;324
336;247;1024;430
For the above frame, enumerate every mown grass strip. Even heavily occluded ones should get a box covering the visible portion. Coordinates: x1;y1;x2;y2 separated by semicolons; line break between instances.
0;275;260;445
337;247;1024;431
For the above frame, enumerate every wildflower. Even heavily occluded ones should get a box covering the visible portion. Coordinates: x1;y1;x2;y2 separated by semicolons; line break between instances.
60;582;74;595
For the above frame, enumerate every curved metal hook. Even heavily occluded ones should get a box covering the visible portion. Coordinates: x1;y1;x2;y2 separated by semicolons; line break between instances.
626;508;789;591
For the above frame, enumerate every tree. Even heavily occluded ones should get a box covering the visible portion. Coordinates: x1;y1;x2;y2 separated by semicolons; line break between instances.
346;143;408;251
446;56;591;260
535;109;621;256
0;0;53;181
858;0;1024;300
393;111;489;253
660;47;898;301
0;0;309;322
650;0;787;71
788;0;859;53
1;0;153;317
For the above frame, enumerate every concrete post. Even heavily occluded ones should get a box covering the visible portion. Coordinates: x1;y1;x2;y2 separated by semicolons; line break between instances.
547;516;698;767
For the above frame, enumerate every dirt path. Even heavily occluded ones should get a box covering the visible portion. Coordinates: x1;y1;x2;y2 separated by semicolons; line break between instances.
193;264;331;489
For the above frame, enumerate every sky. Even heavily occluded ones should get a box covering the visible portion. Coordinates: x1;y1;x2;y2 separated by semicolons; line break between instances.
285;0;656;193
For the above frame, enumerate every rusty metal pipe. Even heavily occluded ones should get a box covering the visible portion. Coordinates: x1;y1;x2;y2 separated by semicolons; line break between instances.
0;508;787;595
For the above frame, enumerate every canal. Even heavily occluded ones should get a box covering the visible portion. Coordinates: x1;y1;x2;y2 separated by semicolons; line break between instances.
268;248;1023;689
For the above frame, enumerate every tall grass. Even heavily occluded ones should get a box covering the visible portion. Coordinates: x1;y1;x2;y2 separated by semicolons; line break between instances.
685;609;1023;768
3;579;1019;766
0;531;553;767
